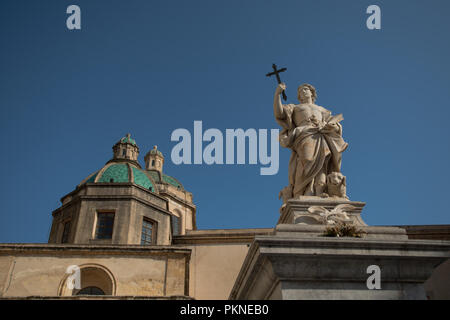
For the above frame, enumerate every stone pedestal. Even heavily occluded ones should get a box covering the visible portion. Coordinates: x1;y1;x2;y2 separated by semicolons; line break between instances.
229;200;450;300
279;198;367;226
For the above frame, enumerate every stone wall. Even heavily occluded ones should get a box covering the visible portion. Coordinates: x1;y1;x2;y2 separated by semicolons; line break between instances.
0;244;190;298
50;184;172;245
174;228;274;299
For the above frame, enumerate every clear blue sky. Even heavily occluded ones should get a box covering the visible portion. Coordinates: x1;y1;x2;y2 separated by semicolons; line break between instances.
1;0;449;243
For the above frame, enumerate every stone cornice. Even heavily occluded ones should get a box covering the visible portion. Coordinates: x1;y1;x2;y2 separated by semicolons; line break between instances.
396;225;450;240
160;191;196;210
229;233;450;300
0;295;193;300
53;184;170;217
60;182;168;206
173;228;274;244
0;244;191;257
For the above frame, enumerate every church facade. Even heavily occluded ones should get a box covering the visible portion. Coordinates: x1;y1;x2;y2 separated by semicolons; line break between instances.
0;134;449;299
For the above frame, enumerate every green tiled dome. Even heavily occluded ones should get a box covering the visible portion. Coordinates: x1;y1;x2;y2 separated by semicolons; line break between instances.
79;163;155;191
162;173;183;189
132;167;153;190
146;170;184;189
120;133;136;145
98;164;129;183
147;170;160;182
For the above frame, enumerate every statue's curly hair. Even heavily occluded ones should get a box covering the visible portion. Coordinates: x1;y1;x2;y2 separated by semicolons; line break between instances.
297;83;317;103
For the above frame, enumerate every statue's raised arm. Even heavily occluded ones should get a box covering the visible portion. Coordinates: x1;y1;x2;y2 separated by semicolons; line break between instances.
273;83;287;120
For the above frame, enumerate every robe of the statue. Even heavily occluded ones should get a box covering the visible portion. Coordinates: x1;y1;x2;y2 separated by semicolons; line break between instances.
275;104;348;197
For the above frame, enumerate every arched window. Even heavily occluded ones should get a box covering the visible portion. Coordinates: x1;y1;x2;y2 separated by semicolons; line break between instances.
59;264;116;296
76;286;105;295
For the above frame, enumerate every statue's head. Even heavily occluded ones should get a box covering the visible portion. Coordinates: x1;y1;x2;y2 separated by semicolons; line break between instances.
297;83;317;103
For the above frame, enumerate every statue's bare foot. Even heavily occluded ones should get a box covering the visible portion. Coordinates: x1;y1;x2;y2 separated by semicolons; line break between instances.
320;193;329;198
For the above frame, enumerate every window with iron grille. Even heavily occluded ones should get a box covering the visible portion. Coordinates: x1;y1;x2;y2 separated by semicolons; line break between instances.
95;212;114;239
141;218;155;245
61;220;71;243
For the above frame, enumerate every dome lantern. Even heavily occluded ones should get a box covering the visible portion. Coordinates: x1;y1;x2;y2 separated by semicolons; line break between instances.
112;133;139;162
145;145;164;173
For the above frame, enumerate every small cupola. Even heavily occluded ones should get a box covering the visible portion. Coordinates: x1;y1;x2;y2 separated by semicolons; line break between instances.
145;145;164;173
112;133;139;162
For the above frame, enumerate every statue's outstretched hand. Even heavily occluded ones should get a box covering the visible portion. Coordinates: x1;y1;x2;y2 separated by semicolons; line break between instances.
276;83;286;94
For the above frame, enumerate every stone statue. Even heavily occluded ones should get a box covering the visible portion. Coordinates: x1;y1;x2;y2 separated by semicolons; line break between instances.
273;82;349;200
326;172;348;199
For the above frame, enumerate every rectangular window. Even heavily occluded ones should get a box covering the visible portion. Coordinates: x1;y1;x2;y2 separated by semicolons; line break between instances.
171;215;180;236
95;212;115;239
61;220;71;243
141;218;155;245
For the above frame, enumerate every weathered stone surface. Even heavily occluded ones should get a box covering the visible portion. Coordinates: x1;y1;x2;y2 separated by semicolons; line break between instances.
279;198;367;226
275;224;408;240
176;228;273;300
0;244;190;298
274;83;348;199
229;228;450;300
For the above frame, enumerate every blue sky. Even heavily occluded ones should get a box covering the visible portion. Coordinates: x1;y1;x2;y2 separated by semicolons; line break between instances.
1;0;449;243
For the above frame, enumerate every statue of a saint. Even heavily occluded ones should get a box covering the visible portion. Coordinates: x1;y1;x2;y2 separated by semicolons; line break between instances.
274;83;348;200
